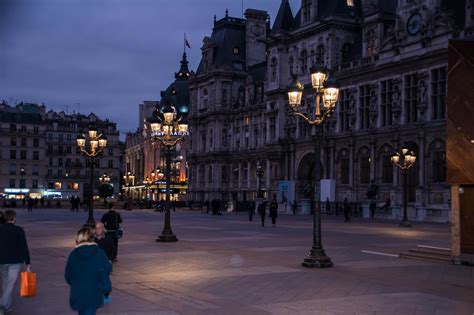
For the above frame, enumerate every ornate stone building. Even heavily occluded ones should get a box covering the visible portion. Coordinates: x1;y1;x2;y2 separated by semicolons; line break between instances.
188;0;471;220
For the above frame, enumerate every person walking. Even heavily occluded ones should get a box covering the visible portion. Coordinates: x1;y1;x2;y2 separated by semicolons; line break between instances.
292;200;298;215
94;222;116;263
0;210;31;314
369;200;377;219
101;205;122;263
65;227;112;315
27;198;34;212
248;201;255;221
258;200;267;227
326;197;331;216
343;198;351;222
269;195;278;227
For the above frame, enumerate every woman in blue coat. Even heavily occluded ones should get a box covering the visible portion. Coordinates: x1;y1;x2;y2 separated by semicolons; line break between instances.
65;227;112;315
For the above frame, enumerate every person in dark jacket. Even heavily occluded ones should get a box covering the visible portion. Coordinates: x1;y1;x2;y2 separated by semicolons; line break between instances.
101;205;122;262
269;195;278;227
343;198;351;222
370;200;377;219
0;210;31;314
0;211;5;224
292;200;298;215
94;222;116;263
258;200;267;227
248;201;255;221
65;227;112;315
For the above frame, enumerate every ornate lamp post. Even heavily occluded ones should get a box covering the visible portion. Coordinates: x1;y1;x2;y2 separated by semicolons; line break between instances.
147;103;188;242
256;164;264;198
287;64;339;268
143;176;151;200
391;147;417;227
77;126;108;226
99;173;110;184
123;171;135;210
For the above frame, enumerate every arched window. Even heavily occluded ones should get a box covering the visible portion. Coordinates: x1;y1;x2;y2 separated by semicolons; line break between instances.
301;50;308;73
270;57;277;81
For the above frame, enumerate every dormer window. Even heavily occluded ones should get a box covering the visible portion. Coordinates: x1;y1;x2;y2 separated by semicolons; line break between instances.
233;46;240;55
347;0;354;6
171;88;177;95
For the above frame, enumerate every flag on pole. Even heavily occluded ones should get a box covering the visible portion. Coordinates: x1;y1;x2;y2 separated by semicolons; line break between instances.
185;34;191;49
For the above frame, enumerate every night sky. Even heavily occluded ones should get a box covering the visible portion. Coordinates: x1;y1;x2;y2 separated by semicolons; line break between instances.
0;0;299;137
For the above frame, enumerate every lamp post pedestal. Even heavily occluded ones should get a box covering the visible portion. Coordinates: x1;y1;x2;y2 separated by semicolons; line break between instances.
156;147;178;243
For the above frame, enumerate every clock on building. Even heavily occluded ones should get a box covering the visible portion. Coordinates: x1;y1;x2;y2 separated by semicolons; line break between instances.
406;13;422;36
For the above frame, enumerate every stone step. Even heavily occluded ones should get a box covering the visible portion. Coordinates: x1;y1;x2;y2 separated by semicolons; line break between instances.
399;246;452;263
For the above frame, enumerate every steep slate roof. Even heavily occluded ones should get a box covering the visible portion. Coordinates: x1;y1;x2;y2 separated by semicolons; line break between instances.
272;0;294;33
196;15;246;74
293;9;301;28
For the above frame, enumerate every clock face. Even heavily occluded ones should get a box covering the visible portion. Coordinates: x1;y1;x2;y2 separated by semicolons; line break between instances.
406;13;422;36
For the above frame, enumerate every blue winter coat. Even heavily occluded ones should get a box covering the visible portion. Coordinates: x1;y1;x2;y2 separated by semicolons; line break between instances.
65;243;112;311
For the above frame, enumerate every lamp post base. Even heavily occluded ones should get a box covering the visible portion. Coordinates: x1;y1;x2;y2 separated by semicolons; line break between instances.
156;230;178;242
399;220;411;228
302;247;333;268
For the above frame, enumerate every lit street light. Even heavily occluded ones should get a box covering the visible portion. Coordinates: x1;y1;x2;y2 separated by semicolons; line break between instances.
147;102;188;242
77;125;108;226
123;171;135;210
391;147;417;227
287;64;339;268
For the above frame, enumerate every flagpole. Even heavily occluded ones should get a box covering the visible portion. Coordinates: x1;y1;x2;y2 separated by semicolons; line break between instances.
184;33;186;54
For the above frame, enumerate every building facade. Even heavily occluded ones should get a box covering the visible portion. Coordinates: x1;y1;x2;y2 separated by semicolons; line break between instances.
188;0;471;220
0;101;122;201
124;54;190;202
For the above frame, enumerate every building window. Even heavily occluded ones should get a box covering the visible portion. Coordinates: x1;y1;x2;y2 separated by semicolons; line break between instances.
9;179;15;188
32;180;38;189
269;117;276;140
208;165;213;183
359;85;371;130
347;0;354;6
9;163;16;175
431;67;447;120
366;29;376;57
33;138;39;147
10;150;16;159
58;146;63;154
47;169;52;177
66;146;72;154
341;43;352;63
20;179;26;188
33;126;39;134
316;45;324;64
32;165;39;176
405;74;418;123
20;125;26;133
58;158;63;166
221;88;228;107
108;147;113;156
359;156;371;184
66;134;71;142
209;129;214;149
380;80;393;127
10;138;16;146
221;165;228;181
58;169;63;177
432;151;446;183
20;150;26;160
301;50;308;73
339;157;349;185
222;129;228;147
58;134;63;141
21;138;27;146
302;0;312;23
381;155;393;184
32;151;38;160
108;160;113;168
338;90;350;132
270;58;277;81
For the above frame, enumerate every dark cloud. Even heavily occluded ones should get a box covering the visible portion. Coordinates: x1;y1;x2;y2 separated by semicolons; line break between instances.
0;0;300;136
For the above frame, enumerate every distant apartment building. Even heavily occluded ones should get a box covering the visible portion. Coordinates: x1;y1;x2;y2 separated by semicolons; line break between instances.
0;101;122;200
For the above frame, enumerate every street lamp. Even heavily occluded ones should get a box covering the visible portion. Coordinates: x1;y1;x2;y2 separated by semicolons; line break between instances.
256;164;264;198
143;176;151;200
391;147;417;227
147;102;188;242
287;64;339;268
77;126;107;226
123;171;135;210
99;172;111;184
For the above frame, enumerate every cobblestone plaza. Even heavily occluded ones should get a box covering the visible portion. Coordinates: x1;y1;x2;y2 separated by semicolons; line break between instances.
6;209;474;315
